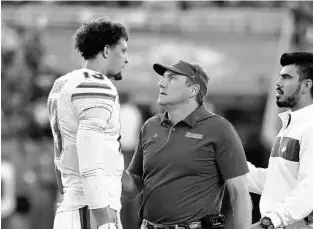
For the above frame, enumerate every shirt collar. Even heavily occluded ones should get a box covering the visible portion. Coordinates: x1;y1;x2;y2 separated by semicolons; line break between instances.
278;103;313;125
161;104;212;127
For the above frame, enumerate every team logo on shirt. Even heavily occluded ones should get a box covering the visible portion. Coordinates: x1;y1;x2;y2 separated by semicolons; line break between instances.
185;132;203;139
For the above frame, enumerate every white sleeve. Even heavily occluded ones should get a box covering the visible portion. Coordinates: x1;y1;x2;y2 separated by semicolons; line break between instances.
246;161;268;195
71;79;117;118
76;107;113;209
267;127;313;227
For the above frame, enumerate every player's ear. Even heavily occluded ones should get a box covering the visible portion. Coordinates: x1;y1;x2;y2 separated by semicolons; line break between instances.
102;45;110;59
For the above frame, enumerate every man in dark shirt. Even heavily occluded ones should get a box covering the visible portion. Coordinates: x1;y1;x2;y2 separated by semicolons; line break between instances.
125;60;252;229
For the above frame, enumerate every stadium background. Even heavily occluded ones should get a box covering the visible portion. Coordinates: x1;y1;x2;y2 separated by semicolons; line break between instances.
1;1;313;229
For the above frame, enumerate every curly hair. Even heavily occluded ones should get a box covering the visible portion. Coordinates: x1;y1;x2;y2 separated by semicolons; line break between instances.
73;17;129;60
280;52;313;97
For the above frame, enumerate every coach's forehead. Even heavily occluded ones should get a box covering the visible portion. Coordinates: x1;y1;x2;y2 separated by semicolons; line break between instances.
164;70;187;78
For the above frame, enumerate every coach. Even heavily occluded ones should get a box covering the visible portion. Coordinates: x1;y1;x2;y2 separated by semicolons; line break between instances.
125;60;252;229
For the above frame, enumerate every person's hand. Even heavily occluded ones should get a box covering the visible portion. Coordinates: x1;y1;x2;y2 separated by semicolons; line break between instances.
122;170;141;199
91;206;117;226
98;223;117;229
109;208;117;222
251;221;263;229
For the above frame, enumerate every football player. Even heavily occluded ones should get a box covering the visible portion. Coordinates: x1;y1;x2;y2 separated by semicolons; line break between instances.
47;17;129;229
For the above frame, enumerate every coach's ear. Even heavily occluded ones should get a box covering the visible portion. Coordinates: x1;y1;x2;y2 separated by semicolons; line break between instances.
102;45;110;59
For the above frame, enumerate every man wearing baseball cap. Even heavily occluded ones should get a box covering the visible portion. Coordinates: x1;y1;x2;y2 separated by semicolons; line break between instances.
125;60;252;229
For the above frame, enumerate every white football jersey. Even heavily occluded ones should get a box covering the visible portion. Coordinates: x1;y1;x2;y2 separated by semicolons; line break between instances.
47;68;123;212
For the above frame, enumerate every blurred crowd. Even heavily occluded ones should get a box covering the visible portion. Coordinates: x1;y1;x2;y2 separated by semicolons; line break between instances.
0;1;294;9
1;22;62;229
1;1;313;229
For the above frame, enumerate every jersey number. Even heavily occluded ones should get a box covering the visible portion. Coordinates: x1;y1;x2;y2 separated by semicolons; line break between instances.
48;99;63;159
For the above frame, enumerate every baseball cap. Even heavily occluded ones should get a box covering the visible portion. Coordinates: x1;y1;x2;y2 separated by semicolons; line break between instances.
153;60;208;96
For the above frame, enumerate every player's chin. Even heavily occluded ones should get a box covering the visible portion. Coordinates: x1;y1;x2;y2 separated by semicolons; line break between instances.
113;72;123;81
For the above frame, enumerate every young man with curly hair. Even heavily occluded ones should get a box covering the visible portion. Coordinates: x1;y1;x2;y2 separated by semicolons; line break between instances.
47;17;129;229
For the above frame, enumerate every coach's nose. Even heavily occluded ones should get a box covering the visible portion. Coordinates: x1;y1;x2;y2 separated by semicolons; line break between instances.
158;76;168;88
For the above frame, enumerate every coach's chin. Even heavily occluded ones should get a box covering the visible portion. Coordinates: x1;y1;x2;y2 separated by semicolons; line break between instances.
121;170;142;199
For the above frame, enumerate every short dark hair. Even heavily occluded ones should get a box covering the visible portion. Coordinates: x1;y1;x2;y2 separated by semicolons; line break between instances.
74;17;129;60
280;52;313;97
185;63;209;105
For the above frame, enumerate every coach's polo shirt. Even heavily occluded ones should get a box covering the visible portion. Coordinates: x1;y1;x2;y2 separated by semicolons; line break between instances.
128;105;249;224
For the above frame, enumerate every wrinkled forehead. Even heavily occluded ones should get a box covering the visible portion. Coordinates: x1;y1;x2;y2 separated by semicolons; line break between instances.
163;70;188;78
